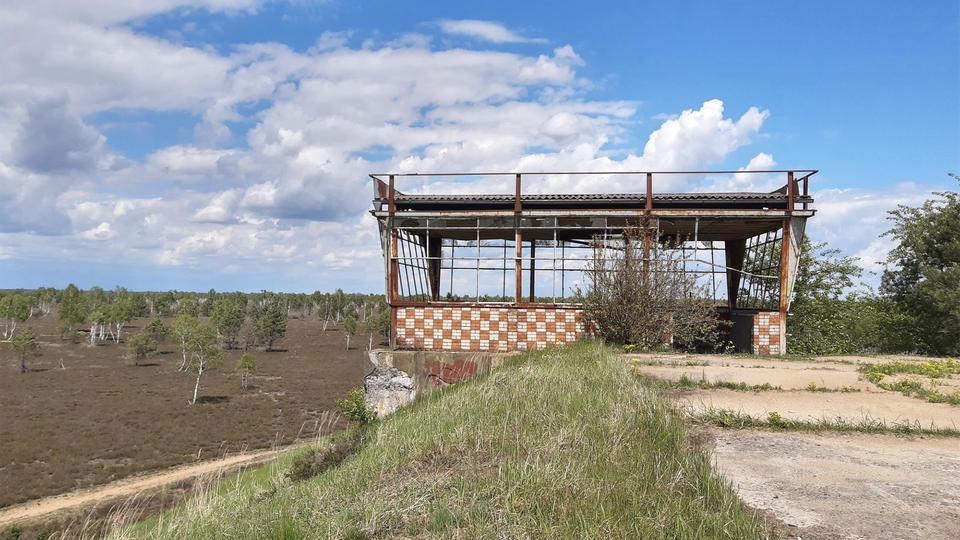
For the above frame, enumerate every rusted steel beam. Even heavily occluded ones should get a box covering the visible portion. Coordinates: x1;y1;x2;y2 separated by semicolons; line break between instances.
786;171;794;214
514;173;523;304
392;300;583;309
427;238;442;301
646;172;653;211
529;239;536;302
370;169;818;179
388;174;398;348
387;174;396;214
725;238;746;311
514;173;522;213
514;228;523;305
372;209;815;219
778;218;791;354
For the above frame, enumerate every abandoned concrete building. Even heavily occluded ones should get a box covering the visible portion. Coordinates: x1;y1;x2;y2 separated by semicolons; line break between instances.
370;171;816;355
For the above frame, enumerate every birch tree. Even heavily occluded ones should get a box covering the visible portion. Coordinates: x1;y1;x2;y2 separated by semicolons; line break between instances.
183;320;223;404
343;314;357;351
172;314;199;371
0;293;31;341
236;352;257;390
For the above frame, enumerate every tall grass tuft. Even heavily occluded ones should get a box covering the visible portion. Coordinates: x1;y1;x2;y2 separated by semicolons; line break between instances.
111;342;772;539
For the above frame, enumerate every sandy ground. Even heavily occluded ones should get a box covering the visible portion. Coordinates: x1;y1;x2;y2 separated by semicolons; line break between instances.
708;429;960;540
630;354;960;429
633;353;960;539
0;444;303;529
678;389;959;429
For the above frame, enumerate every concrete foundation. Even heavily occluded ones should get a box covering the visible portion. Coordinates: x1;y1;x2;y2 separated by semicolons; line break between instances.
364;349;514;416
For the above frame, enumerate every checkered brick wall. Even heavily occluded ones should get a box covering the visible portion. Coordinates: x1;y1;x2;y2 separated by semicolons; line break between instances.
752;312;783;355
395;306;585;352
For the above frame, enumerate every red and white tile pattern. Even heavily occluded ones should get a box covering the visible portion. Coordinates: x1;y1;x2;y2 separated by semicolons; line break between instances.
395;306;585;352
752;312;782;355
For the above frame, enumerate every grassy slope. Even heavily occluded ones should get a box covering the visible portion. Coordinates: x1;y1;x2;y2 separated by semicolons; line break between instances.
114;342;771;539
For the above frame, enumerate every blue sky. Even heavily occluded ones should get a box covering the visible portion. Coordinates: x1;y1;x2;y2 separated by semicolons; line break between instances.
1;0;957;292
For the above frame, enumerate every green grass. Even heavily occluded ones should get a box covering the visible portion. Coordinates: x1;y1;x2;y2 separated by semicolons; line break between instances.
646;373;782;393
631;358;711;367
111;342;773;539
689;407;960;437
861;359;960;405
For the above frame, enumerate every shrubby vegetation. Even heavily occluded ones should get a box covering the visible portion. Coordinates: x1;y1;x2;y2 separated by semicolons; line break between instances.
790;174;959;356
582;227;721;351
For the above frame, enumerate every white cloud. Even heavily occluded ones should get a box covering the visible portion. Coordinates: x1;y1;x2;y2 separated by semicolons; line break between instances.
806;185;934;285
81;222;117;241
438;19;547;44
10;96;106;174
1;3;914;293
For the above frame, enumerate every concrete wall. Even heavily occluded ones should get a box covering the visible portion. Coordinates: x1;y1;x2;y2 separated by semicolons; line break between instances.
394;305;585;352
364;349;514;416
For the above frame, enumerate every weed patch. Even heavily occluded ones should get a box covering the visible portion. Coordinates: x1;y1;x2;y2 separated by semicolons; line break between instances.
647;373;782;392
805;382;860;393
861;360;960;405
690;407;960;437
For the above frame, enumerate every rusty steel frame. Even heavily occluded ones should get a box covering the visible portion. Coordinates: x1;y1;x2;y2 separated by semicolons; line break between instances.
378;170;816;350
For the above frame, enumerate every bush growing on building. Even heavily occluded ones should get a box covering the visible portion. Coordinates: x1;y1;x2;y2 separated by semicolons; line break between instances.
12;328;41;373
582;227;720;351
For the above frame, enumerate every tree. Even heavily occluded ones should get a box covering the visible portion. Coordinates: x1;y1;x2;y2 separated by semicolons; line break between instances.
58;284;86;338
788;240;867;354
172;314;199;371
144;318;170;344
127;330;158;367
182;320;224;404
366;307;391;350
178;297;200;317
253;293;287;351
880;174;960;355
343;314;357;351
0;293;31;341
106;296;135;344
236;352;257;390
211;294;246;349
88;307;107;345
581;227;720;350
12;328;41;373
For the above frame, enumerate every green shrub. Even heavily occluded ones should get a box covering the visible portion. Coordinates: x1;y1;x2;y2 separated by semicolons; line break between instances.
336;387;376;425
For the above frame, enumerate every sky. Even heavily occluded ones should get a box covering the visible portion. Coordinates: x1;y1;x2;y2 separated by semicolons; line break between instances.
1;0;957;293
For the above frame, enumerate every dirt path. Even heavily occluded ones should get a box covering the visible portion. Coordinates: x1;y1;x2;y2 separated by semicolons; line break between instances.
708;429;960;539
632;352;960;538
631;354;960;428
0;444;303;529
